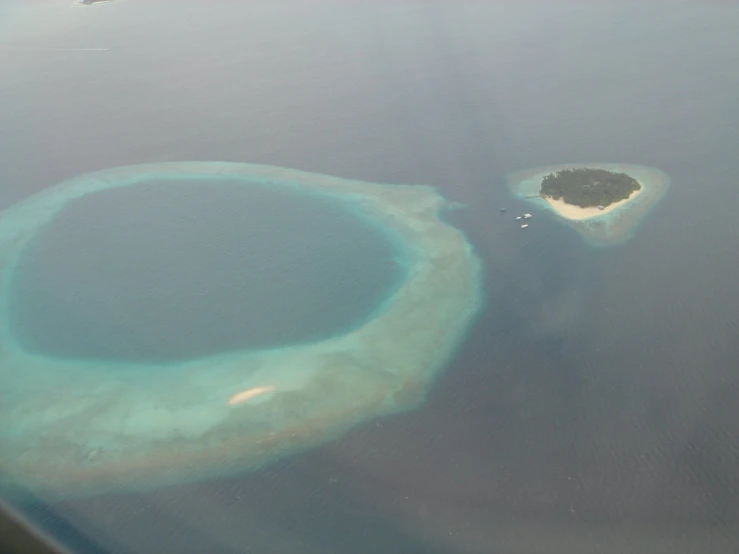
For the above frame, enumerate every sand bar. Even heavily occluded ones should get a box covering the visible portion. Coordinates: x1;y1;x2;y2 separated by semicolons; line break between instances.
543;185;644;221
228;386;277;405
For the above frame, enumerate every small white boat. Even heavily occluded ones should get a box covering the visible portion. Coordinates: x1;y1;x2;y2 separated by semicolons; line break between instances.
516;216;522;220
521;224;529;229
523;213;532;219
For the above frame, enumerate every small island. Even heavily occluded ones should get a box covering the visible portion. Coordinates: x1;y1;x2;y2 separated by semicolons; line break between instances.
535;167;644;221
506;163;670;246
541;168;641;208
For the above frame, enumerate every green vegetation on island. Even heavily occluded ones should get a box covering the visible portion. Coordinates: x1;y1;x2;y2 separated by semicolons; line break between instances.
540;167;641;208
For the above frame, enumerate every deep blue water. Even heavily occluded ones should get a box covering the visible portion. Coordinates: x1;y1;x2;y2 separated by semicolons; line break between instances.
2;1;739;553
7;179;405;363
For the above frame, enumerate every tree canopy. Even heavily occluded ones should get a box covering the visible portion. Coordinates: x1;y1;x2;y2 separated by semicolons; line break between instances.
540;168;641;208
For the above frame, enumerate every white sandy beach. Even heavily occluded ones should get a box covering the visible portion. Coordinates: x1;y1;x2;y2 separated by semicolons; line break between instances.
543;183;644;221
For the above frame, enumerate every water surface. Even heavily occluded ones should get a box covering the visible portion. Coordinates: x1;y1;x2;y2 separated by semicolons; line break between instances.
8;179;405;363
2;1;739;553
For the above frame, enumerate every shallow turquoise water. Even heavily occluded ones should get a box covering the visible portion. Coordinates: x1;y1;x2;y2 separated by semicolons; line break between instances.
3;1;739;553
7;178;408;364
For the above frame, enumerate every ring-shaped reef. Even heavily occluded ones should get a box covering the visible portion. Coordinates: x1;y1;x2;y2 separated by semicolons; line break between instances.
0;162;483;500
506;163;670;246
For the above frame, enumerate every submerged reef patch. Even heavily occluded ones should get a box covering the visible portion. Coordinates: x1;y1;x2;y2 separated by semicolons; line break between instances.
0;162;483;499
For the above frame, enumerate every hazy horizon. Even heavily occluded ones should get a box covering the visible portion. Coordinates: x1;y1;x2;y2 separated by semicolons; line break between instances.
2;2;739;553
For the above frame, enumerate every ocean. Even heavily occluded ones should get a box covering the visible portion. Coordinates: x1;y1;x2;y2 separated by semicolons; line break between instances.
2;1;739;553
